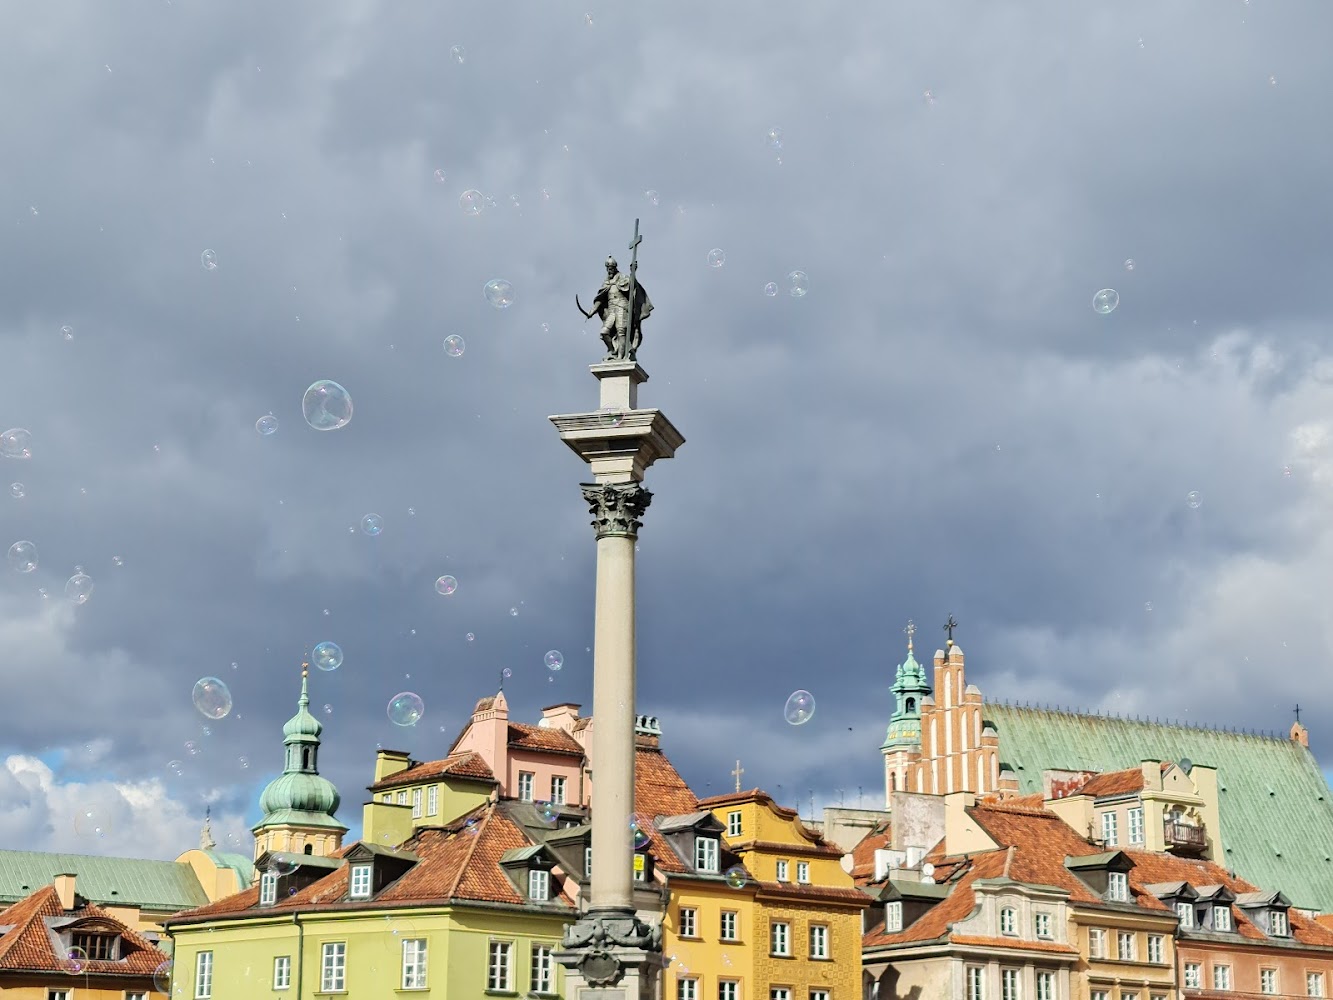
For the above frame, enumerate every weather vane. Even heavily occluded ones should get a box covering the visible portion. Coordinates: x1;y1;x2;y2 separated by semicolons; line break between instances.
904;620;915;651
576;219;654;363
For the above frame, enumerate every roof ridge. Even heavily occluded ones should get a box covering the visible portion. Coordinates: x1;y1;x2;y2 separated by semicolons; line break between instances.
986;701;1293;742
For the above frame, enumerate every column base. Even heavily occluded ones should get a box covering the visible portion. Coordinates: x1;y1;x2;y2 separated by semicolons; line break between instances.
556;908;663;998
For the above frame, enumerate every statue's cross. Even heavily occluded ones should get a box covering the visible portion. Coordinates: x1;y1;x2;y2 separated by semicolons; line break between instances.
1295;703;1303;724
944;614;959;643
904;620;916;648
627;218;643;342
732;760;744;793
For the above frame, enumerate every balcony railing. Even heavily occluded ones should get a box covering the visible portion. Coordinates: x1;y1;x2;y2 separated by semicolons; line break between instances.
1164;820;1207;850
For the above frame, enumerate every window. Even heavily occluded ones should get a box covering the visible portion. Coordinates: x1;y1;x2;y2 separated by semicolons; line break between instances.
1002;969;1020;1000
797;861;810;883
584;846;592;874
1213;965;1232;991
274;955;291;989
1128;807;1145;845
408;787;421;818
1000;907;1017;935
127;994;148;1000
528;869;550;901
967;966;985;1000
809;924;828;959
530;944;553;995
1036;972;1055;1000
1117;931;1136;961
1102;811;1118;845
679;980;699;1000
679;906;697;938
260;871;278;905
1261;968;1277;994
721;910;738;940
886;901;903;932
1088;928;1106;958
1212;905;1232;931
550;775;566;804
1091;993;1109;1000
1310;973;1327;998
771;920;790;956
46;992;69;1000
1107;871;1128;902
381;793;391;803
427;785;437;815
776;860;789;882
518;772;535;801
1176;901;1194;927
772;990;791;1000
727;810;743;837
1034;911;1052;938
194;950;213;999
1147;934;1163;964
402;939;427;990
1184;963;1201;989
349;863;372;899
320;942;346;992
487;941;513;992
1273;909;1291;936
811;992;830;1000
696;837;719;873
396;790;407;805
720;982;739;1000
74;932;116;960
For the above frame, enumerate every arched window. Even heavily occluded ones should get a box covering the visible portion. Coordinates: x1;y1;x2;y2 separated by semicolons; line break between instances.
304;844;313;855
889;773;898;791
906;698;916;713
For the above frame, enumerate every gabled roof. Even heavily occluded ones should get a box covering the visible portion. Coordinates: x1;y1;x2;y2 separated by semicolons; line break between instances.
0;886;168;976
985;703;1333;910
1235;889;1290;908
1077;767;1146;798
0;851;209;912
507;722;583;756
657;811;723;834
1144;881;1195;899
367;751;496;791
848;822;892;882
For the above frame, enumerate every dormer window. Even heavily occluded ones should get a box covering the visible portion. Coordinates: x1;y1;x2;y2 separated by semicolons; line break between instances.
696;836;719;873
1107;871;1129;902
999;907;1017;935
1272;909;1290;936
528;869;550;902
1176;901;1194;927
72;931;117;961
1213;905;1232;932
886;901;903;932
349;863;372;899
260;872;278;906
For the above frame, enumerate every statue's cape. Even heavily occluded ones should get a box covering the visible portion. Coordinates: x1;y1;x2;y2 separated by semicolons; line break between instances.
635;283;653;321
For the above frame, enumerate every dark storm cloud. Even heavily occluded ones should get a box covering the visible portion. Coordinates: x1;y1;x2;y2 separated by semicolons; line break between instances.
2;0;1333;856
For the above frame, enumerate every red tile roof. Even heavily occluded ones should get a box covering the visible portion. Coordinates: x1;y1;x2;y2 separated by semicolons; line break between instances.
0;886;168;977
636;746;699;818
507;722;584;756
1077;768;1146;798
848;823;892;881
950;935;1078;955
368;751;496;791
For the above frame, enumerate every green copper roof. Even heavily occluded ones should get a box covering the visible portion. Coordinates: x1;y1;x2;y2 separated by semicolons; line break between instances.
202;850;255;886
882;647;932;750
0;850;209;911
985;704;1333;911
282;670;322;740
255;669;343;831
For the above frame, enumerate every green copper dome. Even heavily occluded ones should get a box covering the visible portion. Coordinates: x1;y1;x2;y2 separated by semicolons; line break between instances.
254;669;343;831
882;644;933;750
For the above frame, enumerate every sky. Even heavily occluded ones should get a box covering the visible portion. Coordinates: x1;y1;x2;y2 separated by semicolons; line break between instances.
2;0;1333;862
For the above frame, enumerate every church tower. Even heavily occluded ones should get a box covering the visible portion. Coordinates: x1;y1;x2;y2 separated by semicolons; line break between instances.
881;622;932;805
251;663;347;860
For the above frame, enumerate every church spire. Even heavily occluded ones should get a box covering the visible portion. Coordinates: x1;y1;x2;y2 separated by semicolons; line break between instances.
882;621;932;750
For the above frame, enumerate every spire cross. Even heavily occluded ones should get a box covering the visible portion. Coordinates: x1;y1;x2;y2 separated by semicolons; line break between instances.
1295;704;1303;724
904;619;916;650
732;760;744;793
944;614;959;644
627;219;642;348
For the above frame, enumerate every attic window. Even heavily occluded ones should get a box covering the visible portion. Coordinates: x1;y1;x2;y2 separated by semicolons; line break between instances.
349;863;372;899
528;869;550;902
1107;871;1129;902
72;932;117;961
260;872;278;906
1271;909;1290;937
695;836;720;874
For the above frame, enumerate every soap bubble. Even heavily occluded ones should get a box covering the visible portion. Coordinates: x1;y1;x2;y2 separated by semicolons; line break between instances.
73;808;111;839
65;572;94;605
184;740;200;756
725;866;748;889
466;632;476;642
1124;258;1135;272
1186;491;1202;509
361;513;384;536
509;607;519;617
62;945;88;973
432;168;447;184
166;760;184;777
450;45;465;64
645;189;660;206
502;667;512;679
388;691;425;726
784;689;815;725
323;703;333;715
765;127;783;150
537;801;560;825
255;414;278;436
464;817;480;835
193;677;233;719
544;650;564;672
1092;288;1120;314
435;575;458;596
764;282;778;297
630;818;651;849
313;641;343;671
460;189;484;215
0;428;32;459
444;335;465;357
200;249;218;271
60;325;74;341
787;271;809;298
484;279;515;308
7;541;37;573
9;483;22;498
707;248;726;268
599;407;625;429
112;555;124;567
153;960;173;991
302;380;353;431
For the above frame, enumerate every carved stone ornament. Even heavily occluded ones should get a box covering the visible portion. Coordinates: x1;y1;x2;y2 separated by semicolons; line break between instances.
580;482;653;538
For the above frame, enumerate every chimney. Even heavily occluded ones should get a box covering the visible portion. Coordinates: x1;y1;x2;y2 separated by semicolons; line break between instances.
540;703;583;733
53;873;76;911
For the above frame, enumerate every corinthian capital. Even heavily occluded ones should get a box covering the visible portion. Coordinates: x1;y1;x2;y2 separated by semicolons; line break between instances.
580;482;653;538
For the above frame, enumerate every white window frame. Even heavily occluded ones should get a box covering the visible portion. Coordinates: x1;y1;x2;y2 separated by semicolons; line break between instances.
727;811;742;837
1183;963;1201;989
1310;972;1327;998
1213;905;1232;931
809;923;828;959
584;845;592;874
194;950;214;999
771;990;791;1000
1036;971;1055;1000
126;993;149;1000
1107;870;1129;902
776;859;789;882
411;787;422;818
349;863;372;899
719;982;739;1000
487;941;513;992
1091;993;1109;1000
530;943;553;995
1000;906;1017;935
1002;968;1021;1000
260;871;278;905
401;938;427;990
695;836;719;873
396;790;407;805
1088;927;1106;958
1176;901;1194;927
320;941;346;993
518;772;535;801
679;906;697;938
771;920;790;956
720;910;738;940
550;775;566;805
273;955;291;989
1261;968;1278;995
886;900;903;932
381;793;391;803
1117;930;1136;961
967;966;985;1000
1147;934;1163;963
427;784;437;816
811;992;830;1000
678;979;699;1000
1128;806;1145;845
1101;810;1118;845
1273;909;1291;936
46;992;70;1000
1034;911;1051;938
1213;965;1232;991
797;861;810;883
528;869;550;902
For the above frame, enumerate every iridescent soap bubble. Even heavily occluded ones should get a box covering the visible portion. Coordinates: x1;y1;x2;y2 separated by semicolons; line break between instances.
7;541;37;573
464;817;480;835
599;407;625;428
544;650;564;672
1186;491;1202;509
784;689;815;725
645;189;660;206
484;278;515;308
502;667;512;679
388;691;425;726
73;808;111;838
112;555;123;567
724;866;748;889
537;801;560;825
9;483;22;498
1144;601;1154;613
184;740;200;756
270;857;298;876
1092;288;1120;314
435;575;458;596
193;677;233;719
460;189;484;215
509;607;519;617
166;759;184;777
707;248;726;268
450;45;465;64
444;334;465;357
630;818;651;850
765;127;783;150
466;632;476;642
65;571;94;605
153;960;173;991
302;380;353;431
256;414;278;436
0;428;33;459
62;945;88;973
1124;258;1135;272
60;325;74;341
361;513;384;536
313;641;343;671
200;249;218;271
787;271;809;298
323;703;333;715
763;282;778;297
433;168;447;184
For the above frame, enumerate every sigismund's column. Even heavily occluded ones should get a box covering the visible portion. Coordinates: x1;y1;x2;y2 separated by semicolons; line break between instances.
551;221;683;999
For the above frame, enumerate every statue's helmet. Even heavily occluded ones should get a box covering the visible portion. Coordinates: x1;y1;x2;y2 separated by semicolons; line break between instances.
605;256;618;272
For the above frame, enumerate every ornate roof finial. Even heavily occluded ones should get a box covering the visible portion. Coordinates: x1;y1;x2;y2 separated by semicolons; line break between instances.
944;613;959;647
904;619;916;653
732;760;744;793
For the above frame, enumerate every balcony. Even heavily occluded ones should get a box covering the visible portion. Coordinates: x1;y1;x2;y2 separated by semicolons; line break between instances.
1164;820;1207;855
